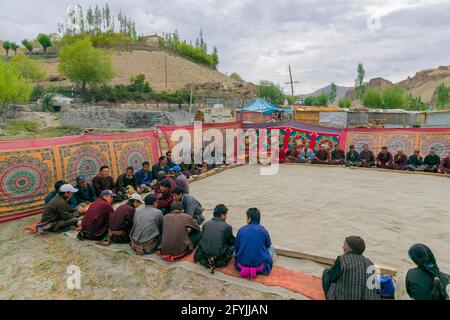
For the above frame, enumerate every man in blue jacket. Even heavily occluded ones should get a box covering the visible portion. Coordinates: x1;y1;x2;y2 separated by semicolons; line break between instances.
234;208;274;278
135;161;154;192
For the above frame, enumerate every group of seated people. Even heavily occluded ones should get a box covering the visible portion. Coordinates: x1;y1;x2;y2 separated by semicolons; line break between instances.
283;143;450;173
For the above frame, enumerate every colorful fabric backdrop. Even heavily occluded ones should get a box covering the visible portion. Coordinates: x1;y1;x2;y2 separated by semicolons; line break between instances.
0;131;161;223
340;128;450;158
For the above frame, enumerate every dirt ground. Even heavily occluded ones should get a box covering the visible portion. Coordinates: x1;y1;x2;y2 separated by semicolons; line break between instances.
0;216;284;300
191;164;450;273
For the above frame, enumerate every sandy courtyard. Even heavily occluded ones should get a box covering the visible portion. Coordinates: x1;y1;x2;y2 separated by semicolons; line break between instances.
191;165;450;273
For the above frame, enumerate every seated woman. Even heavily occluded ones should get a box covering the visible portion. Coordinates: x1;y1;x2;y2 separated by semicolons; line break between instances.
234;208;274;278
395;244;449;300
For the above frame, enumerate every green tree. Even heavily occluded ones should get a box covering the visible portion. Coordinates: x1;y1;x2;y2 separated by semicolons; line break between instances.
230;72;242;81
329;83;337;104
362;88;383;108
406;95;428;111
2;41;12;57
9;54;46;80
58;38;115;92
37;34;52;54
21;39;34;54
304;93;329;106
355;63;366;100
10;42;18;55
435;83;450;109
256;80;284;105
211;46;219;69
382;85;407;109
0;60;33;121
338;98;352;108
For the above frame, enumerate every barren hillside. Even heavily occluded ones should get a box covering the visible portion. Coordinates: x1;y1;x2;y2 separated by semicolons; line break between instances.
36;48;241;92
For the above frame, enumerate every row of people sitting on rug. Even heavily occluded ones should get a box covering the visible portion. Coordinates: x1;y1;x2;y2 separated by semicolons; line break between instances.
40;181;449;300
282;143;450;173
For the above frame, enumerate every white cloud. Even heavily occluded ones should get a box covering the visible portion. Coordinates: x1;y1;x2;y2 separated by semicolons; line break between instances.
1;0;449;93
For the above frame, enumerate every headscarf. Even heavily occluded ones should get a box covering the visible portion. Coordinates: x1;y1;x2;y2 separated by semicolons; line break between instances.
345;236;366;255
408;243;439;276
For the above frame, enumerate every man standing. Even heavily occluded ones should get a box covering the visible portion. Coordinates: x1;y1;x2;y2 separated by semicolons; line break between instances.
376;147;393;169
170;165;189;194
234;208;274;278
391;150;409;170
130;194;164;255
74;176;97;205
322;236;381;300
108;193;143;243
159;202;202;260
152;156;169;178
135;161;154;193
116;166;142;200
439;151;450;174
359;144;376;168
299;145;314;163
41;184;86;232
92;166;116;198
408;150;424;172
78;190;115;240
423;148;441;173
194;204;235;273
345;145;360;167
312;145;330;164
173;187;205;225
330;145;346;165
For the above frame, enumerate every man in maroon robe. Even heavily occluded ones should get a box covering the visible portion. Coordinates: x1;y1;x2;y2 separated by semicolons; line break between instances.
391;150;409;170
92;166;116;197
439;152;450;174
78;190;115;240
376;147;393;169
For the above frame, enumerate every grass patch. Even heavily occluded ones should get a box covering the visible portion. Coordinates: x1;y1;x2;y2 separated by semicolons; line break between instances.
5;120;40;135
34;259;54;273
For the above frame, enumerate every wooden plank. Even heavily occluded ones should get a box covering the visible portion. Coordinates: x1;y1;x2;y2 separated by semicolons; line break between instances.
275;247;397;277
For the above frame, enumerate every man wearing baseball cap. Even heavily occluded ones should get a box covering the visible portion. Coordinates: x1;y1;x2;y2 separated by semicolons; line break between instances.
108;193;143;243
169;165;189;194
78;190;115;241
41;184;87;232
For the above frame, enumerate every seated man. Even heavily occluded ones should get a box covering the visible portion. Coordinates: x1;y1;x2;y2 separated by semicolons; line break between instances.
41;184;85;232
155;171;177;192
135;161;154;193
173;187;205;225
108;194;143;243
439;151;450;174
345;145;360;167
159;201;202;260
130;194;164;255
330;145;346;165
116;166;142;201
74;175;97;205
166;150;177;168
170;165;189;194
156;180;174;215
299;145;314;163
152;156;169;178
408;150;424;172
322;236;381;300
359;144;376;167
312;145;330;164
376;147;393;169
423;148;441;173
45;180;78;210
391;150;409;170
234;208;274;278
194;204;235;273
92;166;116;198
78;190;115;240
285;142;301;163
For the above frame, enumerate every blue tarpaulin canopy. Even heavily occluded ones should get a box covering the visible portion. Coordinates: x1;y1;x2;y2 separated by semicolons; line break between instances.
243;98;289;115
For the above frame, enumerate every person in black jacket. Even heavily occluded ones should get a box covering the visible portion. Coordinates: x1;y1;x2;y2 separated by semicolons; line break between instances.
194;204;235;273
404;244;449;300
74;176;97;205
116;167;142;200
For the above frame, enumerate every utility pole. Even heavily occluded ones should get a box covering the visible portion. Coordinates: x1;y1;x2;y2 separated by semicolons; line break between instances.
285;65;299;103
189;84;194;115
165;55;168;89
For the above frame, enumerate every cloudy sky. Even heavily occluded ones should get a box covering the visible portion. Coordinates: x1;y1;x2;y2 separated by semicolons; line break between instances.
1;0;450;93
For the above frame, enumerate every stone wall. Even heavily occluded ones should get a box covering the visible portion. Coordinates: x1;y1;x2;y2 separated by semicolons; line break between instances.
61;106;194;129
